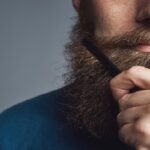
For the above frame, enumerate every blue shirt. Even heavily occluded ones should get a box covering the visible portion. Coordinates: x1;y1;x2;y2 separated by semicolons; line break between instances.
0;87;128;150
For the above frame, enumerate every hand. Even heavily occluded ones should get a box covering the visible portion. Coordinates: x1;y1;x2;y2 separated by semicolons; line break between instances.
110;66;150;150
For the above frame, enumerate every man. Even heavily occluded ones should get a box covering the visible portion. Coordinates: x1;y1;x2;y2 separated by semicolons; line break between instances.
0;0;150;149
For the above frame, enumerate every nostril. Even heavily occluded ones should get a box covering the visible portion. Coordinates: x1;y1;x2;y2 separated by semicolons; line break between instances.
136;14;150;27
142;18;150;26
136;6;150;26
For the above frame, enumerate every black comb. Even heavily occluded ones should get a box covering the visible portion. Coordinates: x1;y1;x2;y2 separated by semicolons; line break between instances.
82;38;140;93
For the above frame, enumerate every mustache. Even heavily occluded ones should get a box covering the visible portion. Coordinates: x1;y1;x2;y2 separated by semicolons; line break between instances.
98;27;150;49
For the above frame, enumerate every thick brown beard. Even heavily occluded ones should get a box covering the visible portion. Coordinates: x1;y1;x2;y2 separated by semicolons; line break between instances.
62;2;150;142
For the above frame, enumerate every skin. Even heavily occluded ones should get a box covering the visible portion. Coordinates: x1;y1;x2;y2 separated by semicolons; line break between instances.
110;66;150;150
72;0;150;149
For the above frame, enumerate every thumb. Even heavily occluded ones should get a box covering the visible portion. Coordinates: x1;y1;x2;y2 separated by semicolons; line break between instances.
109;66;150;101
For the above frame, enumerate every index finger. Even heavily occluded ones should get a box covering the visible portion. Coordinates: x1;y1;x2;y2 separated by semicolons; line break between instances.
110;66;150;101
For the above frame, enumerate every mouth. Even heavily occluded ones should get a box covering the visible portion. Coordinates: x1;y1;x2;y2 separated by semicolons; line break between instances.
135;44;150;52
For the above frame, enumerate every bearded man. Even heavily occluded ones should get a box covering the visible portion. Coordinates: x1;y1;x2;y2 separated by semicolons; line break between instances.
1;0;150;150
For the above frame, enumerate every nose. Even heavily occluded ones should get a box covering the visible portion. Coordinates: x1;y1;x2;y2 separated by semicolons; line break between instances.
136;0;150;26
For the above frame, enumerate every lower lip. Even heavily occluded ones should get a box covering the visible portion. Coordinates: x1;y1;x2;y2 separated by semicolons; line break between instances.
136;45;150;52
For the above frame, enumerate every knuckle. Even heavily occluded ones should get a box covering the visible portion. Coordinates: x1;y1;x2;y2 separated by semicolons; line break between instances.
116;111;126;126
109;78;115;88
118;127;130;145
134;121;149;138
125;66;144;76
116;113;121;124
118;128;126;142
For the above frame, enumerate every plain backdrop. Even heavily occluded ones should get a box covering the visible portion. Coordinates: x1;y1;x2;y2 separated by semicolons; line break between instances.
0;0;76;112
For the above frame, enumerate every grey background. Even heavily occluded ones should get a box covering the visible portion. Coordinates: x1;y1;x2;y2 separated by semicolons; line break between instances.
0;0;76;112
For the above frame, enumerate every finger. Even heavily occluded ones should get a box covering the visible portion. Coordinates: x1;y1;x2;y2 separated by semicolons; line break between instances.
119;123;137;147
136;146;149;150
117;105;146;127
119;116;150;149
119;122;149;148
119;90;150;110
134;115;150;148
110;66;150;101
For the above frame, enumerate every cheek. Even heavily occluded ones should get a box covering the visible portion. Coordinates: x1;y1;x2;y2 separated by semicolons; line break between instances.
93;0;137;37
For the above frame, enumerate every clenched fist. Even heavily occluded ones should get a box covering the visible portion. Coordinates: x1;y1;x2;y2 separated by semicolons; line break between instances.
110;66;150;150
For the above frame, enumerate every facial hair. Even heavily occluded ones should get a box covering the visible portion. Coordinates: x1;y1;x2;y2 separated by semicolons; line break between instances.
62;2;150;142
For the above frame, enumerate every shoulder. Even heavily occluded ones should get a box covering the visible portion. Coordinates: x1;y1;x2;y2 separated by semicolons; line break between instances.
0;87;66;150
0;87;124;150
0;87;63;123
